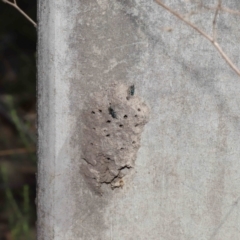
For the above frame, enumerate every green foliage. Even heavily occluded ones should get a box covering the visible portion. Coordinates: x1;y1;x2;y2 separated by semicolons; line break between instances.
0;0;37;239
1;167;35;239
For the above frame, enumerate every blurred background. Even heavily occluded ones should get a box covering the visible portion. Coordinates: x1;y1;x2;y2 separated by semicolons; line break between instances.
0;0;36;239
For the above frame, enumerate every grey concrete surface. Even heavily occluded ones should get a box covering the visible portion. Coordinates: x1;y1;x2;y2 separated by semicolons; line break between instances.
38;0;240;239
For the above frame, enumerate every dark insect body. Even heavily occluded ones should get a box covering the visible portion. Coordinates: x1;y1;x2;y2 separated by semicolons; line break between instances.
129;85;135;96
108;107;117;118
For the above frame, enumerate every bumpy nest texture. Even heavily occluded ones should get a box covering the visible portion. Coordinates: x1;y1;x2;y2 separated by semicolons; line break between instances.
81;83;149;194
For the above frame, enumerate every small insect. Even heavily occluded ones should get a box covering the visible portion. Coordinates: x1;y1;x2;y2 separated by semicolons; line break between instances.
127;85;135;100
129;85;135;96
108;107;117;118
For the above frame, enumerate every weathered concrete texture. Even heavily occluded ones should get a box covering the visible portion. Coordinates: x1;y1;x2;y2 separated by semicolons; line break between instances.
38;0;240;239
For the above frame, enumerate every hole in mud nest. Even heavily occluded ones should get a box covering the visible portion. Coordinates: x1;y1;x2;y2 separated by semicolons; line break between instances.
138;108;141;111
132;141;136;144
106;134;110;137
107;157;111;160
91;111;95;114
135;115;138;117
120;148;124;150
124;115;128;119
135;124;139;127
90;143;93;145
119;124;123;127
106;120;111;123
93;127;96;130
99;109;102;112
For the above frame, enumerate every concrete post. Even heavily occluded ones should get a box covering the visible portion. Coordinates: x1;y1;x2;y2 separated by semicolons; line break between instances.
38;0;240;239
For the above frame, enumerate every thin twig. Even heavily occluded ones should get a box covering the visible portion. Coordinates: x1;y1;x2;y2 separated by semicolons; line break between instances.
2;0;37;28
0;147;35;157
203;3;240;15
220;6;240;15
154;0;240;77
212;0;221;41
